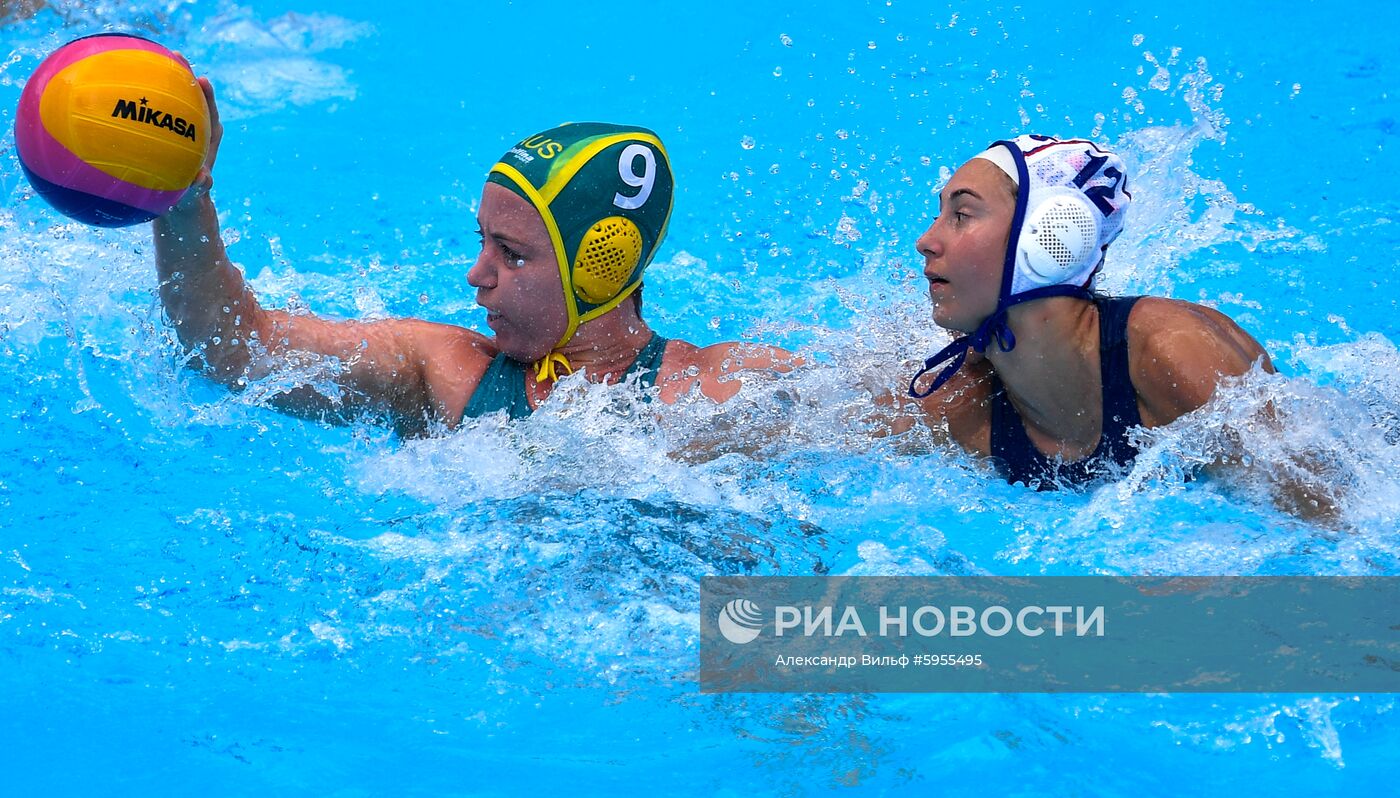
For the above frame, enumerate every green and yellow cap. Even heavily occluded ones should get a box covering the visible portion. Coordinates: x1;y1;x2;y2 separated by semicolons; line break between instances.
487;122;674;355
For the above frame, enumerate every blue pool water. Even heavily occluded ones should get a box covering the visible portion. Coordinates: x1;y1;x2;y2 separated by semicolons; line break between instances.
3;0;1400;793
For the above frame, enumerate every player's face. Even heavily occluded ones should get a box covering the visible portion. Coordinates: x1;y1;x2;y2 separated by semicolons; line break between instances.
468;183;569;361
915;159;1017;333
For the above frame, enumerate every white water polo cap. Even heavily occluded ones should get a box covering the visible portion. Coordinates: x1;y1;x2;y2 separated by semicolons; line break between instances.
972;134;1131;295
909;135;1132;398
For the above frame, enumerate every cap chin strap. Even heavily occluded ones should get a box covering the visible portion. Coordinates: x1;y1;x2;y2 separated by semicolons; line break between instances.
533;351;575;383
907;283;1092;398
533;281;643;384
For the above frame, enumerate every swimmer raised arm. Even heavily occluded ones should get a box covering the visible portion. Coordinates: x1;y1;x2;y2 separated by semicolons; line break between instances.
153;78;795;436
154;79;489;436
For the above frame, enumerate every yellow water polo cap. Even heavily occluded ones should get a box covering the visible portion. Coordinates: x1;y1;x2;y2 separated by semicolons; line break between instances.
486;122;675;352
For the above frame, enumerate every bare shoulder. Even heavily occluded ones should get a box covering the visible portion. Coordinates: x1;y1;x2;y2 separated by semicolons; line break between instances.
327;316;500;429
656;338;801;403
1127;297;1273;425
408;321;498;426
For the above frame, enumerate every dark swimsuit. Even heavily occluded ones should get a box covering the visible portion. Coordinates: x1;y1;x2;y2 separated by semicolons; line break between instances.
989;295;1143;488
462;333;670;420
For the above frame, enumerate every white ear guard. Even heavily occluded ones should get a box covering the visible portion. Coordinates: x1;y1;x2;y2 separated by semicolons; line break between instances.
1014;187;1102;290
977;136;1129;297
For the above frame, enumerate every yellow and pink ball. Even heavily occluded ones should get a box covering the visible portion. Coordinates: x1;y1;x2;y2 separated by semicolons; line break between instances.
14;33;211;227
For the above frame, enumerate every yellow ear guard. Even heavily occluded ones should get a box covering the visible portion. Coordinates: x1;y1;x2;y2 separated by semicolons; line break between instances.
573;216;644;304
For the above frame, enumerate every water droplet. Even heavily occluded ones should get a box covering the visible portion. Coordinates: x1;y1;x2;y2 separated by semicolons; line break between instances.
867;41;878;50
772;66;783;77
1132;33;1145;46
740;136;756;150
779;33;793;46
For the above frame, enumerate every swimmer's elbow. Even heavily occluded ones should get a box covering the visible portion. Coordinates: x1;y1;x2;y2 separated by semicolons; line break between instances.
171;324;253;388
160;275;272;387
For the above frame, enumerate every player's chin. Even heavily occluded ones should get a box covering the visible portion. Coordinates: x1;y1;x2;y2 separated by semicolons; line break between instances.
930;297;988;335
930;305;968;334
493;327;553;364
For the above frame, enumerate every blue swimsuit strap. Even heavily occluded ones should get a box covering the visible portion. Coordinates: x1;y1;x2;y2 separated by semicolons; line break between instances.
1094;295;1144;464
620;333;669;389
989;295;1143;485
462;353;533;420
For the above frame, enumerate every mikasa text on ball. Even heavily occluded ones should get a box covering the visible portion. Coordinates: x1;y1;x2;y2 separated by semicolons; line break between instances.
14;33;211;227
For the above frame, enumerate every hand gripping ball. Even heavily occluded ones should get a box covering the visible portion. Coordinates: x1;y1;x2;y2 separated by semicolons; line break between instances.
14;33;211;227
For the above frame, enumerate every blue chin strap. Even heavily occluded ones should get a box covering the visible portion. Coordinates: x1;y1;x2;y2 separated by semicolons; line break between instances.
908;140;1093;399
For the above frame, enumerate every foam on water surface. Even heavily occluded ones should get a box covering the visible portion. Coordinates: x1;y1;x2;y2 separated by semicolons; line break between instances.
2;0;1399;792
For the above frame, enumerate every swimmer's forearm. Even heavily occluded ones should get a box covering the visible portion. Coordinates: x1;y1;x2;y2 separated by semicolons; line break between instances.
153;193;265;383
